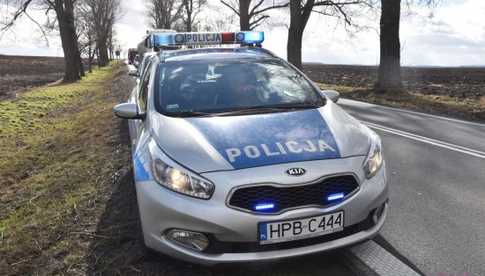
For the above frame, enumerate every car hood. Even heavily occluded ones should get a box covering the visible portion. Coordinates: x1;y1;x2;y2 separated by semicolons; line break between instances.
149;101;372;173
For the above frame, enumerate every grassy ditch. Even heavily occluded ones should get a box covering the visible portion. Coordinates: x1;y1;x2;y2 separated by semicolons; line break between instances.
318;83;485;122
0;63;131;275
0;63;365;275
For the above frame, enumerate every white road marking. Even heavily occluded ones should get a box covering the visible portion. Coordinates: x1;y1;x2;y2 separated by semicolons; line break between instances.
349;241;421;276
340;98;485;128
364;121;485;159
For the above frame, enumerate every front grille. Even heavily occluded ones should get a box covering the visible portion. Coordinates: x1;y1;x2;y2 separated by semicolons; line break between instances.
228;175;359;214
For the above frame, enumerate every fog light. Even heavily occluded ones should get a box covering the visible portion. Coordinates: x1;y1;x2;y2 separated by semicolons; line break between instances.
166;229;209;251
372;202;387;224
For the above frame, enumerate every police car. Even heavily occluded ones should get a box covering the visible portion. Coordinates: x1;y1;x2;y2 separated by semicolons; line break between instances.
113;31;388;265
128;52;156;78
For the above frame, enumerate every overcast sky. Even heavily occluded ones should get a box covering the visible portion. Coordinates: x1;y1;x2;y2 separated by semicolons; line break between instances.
1;0;484;66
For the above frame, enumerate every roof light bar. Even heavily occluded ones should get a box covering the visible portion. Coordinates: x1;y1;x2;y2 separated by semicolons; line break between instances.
152;31;264;47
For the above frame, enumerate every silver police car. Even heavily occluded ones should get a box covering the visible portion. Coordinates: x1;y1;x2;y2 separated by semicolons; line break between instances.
114;32;388;265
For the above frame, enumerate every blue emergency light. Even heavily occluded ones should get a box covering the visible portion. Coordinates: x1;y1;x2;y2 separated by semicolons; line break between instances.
151;31;264;47
327;193;345;201
254;202;275;211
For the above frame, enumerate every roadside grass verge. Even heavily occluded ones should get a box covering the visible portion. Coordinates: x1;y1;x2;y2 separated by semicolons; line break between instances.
0;63;131;275
317;82;485;122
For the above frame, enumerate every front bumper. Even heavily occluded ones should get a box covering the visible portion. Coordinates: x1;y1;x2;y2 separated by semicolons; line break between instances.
136;158;388;265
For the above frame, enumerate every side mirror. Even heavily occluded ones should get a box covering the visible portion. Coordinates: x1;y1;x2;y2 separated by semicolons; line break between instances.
322;90;340;103
113;103;145;119
128;68;139;77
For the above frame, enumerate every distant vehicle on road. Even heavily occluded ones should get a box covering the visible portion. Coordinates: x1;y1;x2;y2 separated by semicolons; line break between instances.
113;31;388;265
128;48;138;64
137;29;178;57
127;52;157;95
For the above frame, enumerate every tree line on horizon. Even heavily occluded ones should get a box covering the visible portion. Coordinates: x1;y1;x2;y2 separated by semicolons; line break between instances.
1;0;435;92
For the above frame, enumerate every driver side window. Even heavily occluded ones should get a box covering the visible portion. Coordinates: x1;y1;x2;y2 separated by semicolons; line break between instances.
138;61;152;112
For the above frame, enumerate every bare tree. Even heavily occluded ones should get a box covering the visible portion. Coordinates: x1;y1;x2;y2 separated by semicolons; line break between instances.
376;0;401;91
199;12;236;32
182;0;207;32
219;0;289;31
84;0;121;67
147;0;184;30
1;0;84;82
287;0;369;69
76;2;96;72
108;29;115;60
376;0;437;92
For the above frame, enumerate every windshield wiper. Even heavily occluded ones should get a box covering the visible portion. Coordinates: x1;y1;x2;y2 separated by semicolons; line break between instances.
267;102;323;109
166;102;323;118
168;111;214;117
208;103;322;117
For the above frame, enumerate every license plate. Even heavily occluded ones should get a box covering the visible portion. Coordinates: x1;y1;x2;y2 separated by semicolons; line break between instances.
259;211;344;245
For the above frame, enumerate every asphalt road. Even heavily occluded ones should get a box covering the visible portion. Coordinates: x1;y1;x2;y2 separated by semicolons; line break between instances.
339;98;485;276
122;67;485;275
116;67;359;276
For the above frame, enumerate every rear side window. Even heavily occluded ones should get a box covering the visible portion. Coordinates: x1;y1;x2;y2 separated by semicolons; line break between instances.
155;58;322;116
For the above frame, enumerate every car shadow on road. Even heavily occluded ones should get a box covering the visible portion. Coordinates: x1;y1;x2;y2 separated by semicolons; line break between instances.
86;119;355;276
84;119;204;275
86;168;355;275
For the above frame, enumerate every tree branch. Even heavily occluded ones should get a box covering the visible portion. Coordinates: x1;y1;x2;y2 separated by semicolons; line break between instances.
314;0;362;6
311;0;365;25
219;0;240;15
332;3;352;25
249;14;269;29
249;0;264;16
252;1;289;16
24;11;50;46
1;0;34;31
311;9;333;16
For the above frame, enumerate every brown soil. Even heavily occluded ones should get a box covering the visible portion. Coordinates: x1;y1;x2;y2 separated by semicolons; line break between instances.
0;55;65;99
304;63;485;98
304;63;485;122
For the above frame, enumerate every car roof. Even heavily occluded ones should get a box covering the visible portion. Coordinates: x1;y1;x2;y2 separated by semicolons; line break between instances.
158;47;277;63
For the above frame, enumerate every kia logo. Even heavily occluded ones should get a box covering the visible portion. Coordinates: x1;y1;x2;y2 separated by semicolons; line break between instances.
286;168;306;176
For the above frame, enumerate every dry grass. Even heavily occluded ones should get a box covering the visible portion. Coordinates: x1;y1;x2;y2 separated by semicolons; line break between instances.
0;63;131;275
480;96;485;108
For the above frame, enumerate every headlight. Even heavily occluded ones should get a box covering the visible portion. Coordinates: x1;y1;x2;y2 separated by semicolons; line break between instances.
152;158;215;199
363;131;383;179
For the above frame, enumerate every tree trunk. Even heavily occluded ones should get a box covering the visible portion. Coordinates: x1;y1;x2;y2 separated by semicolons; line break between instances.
287;0;313;69
186;11;192;31
376;0;402;92
239;0;250;31
78;61;84;77
97;37;109;67
55;0;82;82
79;54;85;77
287;27;303;69
88;41;93;73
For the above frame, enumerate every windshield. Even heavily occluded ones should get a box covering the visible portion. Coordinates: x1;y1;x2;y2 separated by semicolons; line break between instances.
155;58;325;117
